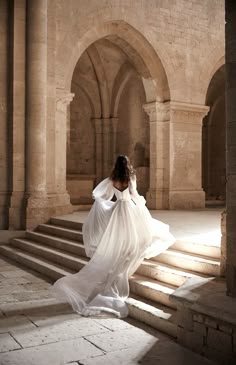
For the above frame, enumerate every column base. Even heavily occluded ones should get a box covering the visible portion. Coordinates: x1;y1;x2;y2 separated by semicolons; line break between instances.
169;190;205;209
9;192;26;229
146;189;169;209
25;192;73;230
0;192;11;229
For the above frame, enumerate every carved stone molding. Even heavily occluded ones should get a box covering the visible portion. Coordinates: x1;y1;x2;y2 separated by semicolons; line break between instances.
170;101;210;123
143;101;170;122
56;88;74;112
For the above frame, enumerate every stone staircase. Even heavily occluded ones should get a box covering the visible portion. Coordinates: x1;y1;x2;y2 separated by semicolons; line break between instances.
0;216;221;338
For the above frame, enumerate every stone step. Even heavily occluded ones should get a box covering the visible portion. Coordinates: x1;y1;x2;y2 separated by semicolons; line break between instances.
0;244;177;338
172;240;220;259
25;231;86;257
50;217;83;231
129;274;177;309
0;245;72;281
156;249;220;276
136;259;208;287
126;295;177;338
37;224;83;242
10;239;88;271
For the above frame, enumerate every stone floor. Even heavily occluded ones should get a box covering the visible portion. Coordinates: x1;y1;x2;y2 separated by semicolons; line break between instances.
57;208;223;247
0;256;218;365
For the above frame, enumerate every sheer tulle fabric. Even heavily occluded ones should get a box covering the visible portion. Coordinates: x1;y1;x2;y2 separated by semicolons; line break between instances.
52;176;175;318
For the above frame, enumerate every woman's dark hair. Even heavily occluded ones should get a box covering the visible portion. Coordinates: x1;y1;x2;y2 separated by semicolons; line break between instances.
110;155;135;183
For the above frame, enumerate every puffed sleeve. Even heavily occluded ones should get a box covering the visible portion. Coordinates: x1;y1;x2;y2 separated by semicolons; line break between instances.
92;178;114;202
129;175;146;206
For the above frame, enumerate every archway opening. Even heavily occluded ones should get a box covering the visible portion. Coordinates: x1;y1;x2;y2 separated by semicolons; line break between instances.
202;64;226;207
66;29;169;205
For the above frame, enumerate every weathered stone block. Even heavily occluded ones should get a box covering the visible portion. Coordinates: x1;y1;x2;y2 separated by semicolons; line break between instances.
177;307;193;330
177;326;204;353
219;322;233;335
205;317;217;329
193;313;204;323
207;327;232;354
193;322;207;337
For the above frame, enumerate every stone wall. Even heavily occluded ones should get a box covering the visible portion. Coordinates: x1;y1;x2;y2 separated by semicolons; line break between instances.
55;0;224;210
177;308;236;364
56;0;224;104
0;0;225;222
172;276;236;364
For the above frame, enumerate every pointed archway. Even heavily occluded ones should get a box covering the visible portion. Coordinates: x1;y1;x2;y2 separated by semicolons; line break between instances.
57;21;170;208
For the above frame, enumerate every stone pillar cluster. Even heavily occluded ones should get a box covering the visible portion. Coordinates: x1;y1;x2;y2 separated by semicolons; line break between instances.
9;0;26;229
144;101;170;209
0;0;10;229
144;101;209;210
26;0;47;196
56;89;74;193
225;0;236;297
169;102;209;209
93;117;118;184
23;0;73;228
24;0;49;227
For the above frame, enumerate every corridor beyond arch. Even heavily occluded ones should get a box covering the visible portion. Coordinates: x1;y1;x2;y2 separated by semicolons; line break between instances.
202;64;226;206
62;21;170;206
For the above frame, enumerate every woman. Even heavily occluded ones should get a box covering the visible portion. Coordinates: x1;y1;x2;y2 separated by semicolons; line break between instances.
52;155;175;318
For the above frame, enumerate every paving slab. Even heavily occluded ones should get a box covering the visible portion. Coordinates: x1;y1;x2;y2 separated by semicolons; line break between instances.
85;326;158;353
93;317;134;331
0;333;21;353
11;316;110;348
0;337;103;365
80;341;217;365
0;315;36;334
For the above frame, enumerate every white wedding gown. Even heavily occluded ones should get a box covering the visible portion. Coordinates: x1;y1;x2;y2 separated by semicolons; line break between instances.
52;176;175;318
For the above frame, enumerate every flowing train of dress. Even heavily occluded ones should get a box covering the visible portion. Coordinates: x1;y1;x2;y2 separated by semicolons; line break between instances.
52;176;175;318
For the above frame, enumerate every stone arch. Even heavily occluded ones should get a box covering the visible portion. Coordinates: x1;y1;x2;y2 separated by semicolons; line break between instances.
73;82;96;118
200;50;225;103
62;20;170;206
86;44;110;118
202;64;226;204
62;21;170;102
111;62;136;117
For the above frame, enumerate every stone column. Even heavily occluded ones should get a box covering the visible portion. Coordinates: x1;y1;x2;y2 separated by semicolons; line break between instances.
144;101;170;209
25;0;48;228
225;0;236;297
9;0;26;229
94;118;103;184
220;210;227;277
111;117;118;166
169;102;209;209
103;118;112;177
0;0;10;229
55;89;74;194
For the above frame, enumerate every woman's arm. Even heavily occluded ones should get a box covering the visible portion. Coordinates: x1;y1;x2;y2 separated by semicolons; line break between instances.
129;175;146;206
92;178;114;201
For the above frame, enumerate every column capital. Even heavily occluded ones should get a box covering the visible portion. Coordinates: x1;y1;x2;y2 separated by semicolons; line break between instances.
56;88;74;111
143;101;170;122
170;101;210;123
